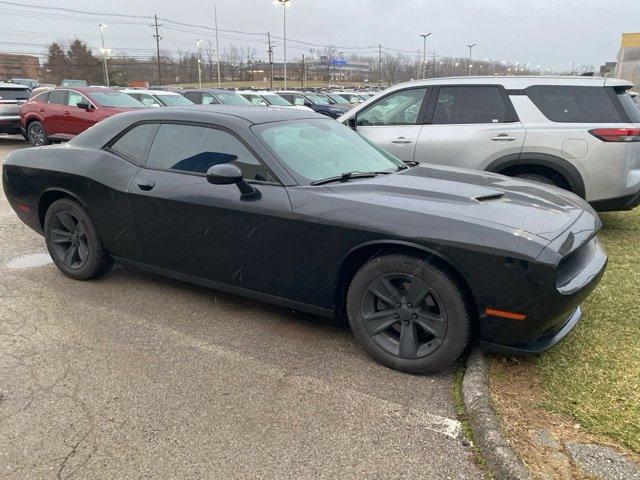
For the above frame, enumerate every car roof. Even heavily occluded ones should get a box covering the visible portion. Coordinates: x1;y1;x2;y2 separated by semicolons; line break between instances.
120;88;181;96
237;90;278;95
181;88;236;94
383;75;634;90
0;81;29;89
50;86;118;94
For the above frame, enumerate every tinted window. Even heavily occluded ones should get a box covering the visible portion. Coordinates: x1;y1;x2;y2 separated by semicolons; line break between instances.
110;124;159;163
146;124;275;182
156;94;193;106
526;86;623;123
357;88;427;126
48;90;67;105
0;88;29;101
183;92;202;104
32;91;49;103
617;92;640;123
262;94;291;106
67;91;85;106
432;86;509;124
90;91;144;108
214;91;251;105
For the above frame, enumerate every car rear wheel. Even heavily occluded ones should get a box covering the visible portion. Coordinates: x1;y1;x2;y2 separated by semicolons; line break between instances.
27;121;50;146
44;199;112;280
514;172;561;188
346;254;471;374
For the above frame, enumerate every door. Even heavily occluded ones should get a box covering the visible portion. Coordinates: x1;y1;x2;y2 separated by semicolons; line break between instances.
63;90;98;136
414;85;525;169
127;122;294;299
353;87;430;163
44;89;68;136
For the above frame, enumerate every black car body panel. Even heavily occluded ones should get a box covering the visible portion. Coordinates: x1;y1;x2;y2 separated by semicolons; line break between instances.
2;106;607;353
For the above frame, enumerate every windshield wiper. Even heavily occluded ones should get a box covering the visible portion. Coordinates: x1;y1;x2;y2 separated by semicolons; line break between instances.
310;171;381;186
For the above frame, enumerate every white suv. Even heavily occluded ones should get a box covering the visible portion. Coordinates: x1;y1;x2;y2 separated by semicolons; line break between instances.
339;76;640;211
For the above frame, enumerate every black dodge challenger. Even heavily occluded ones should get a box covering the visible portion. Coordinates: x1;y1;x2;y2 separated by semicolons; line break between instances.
2;106;607;373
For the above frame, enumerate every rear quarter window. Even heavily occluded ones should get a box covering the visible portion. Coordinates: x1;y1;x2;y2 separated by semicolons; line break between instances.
526;86;623;123
617;92;640;123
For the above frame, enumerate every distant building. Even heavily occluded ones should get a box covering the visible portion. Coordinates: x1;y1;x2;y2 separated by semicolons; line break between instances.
599;61;617;77
243;59;370;84
0;53;40;80
613;33;640;85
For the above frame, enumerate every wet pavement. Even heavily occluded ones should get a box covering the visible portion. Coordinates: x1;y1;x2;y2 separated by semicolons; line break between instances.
0;136;483;479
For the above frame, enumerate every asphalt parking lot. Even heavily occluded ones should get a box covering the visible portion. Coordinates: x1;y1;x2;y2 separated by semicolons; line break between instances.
0;136;481;479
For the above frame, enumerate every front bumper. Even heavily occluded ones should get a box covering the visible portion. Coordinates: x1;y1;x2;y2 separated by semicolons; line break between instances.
480;307;581;355
590;189;640;211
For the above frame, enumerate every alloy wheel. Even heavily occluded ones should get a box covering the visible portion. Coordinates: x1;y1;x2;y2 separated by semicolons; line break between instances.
361;273;448;359
28;123;45;146
49;211;89;270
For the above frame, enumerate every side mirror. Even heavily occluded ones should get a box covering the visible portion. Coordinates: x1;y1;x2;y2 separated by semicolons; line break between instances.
347;117;357;130
76;102;93;110
206;164;256;197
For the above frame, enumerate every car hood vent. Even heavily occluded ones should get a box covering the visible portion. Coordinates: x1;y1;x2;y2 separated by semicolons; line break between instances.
474;193;504;202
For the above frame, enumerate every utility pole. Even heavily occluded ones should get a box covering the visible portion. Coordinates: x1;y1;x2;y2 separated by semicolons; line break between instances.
378;44;382;88
301;54;305;87
98;24;109;86
214;6;222;87
432;51;436;77
151;14;162;86
420;33;431;79
267;32;274;89
467;43;476;76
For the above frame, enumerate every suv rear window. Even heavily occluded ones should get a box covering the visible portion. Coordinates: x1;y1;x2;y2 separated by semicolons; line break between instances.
526;86;623;123
0;88;29;101
617;92;640;123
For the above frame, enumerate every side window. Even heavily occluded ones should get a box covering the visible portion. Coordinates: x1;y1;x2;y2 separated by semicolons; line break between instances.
146;124;276;182
109;123;159;163
526;86;623;123
140;94;161;107
184;92;201;104
248;96;266;105
48;90;67;105
202;93;218;105
291;95;306;106
357;88;427;126
33;92;49;103
67;91;84;107
432;86;509;124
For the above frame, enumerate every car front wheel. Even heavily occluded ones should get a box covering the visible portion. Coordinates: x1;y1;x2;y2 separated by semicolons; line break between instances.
44;199;112;280
27;121;51;146
346;254;471;374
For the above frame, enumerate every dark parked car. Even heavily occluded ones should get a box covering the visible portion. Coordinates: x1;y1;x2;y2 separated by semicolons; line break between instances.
0;81;30;136
275;91;347;118
2;106;607;373
180;88;251;106
20;87;144;145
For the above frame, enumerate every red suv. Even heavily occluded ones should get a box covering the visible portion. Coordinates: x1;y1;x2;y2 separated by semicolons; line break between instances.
20;87;144;146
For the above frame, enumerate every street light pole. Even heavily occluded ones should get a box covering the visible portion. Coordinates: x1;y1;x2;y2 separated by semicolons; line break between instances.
419;33;431;79
274;0;291;89
467;43;476;76
196;39;202;88
99;24;109;86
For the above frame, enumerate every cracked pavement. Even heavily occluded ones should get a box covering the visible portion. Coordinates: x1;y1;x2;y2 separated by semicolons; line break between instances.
0;136;482;479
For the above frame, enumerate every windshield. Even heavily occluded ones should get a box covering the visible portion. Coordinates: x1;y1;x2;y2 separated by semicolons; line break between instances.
61;80;88;87
303;93;330;105
215;91;251;105
157;94;193;106
0;88;29;100
618;92;640;123
90;91;144;108
262;94;292;106
327;94;350;104
254;119;404;183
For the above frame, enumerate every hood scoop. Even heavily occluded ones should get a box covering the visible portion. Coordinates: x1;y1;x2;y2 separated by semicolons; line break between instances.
474;193;504;203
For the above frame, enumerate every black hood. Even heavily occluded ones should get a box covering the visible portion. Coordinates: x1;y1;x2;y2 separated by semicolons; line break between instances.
325;164;594;242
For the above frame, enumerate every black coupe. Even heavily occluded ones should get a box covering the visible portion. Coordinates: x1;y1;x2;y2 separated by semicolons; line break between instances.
2;106;607;373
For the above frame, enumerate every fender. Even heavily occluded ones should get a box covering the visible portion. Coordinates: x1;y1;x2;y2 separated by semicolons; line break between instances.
486;153;586;199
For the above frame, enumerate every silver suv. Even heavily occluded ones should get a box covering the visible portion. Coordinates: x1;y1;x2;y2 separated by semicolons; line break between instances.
0;81;30;137
339;76;640;211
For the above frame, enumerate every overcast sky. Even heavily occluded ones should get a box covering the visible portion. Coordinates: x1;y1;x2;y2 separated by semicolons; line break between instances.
0;0;636;70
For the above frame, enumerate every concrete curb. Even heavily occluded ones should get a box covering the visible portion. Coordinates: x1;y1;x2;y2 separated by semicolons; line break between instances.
462;349;532;480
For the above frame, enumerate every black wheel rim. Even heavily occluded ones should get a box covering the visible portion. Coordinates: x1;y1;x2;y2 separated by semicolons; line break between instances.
29;123;45;145
361;273;447;359
49;211;89;270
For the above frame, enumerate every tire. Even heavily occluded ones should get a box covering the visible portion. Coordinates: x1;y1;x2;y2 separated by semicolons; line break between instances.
346;254;471;374
514;172;558;187
44;198;112;280
27;120;51;146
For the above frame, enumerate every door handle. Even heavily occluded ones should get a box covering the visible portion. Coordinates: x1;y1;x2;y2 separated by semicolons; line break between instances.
62;111;70;115
491;134;516;142
391;137;413;144
38;108;45;113
136;180;156;191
